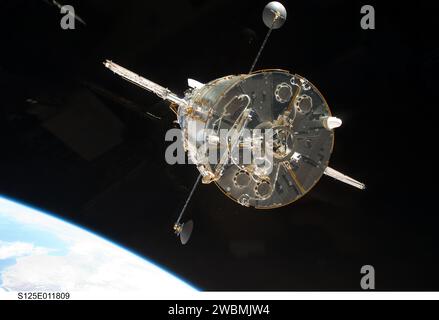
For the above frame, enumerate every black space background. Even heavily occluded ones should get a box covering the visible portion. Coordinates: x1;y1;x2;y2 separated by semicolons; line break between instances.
0;0;438;291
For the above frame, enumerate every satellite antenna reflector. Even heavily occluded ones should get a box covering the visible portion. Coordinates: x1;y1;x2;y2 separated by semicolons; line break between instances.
174;220;194;245
263;1;287;29
249;2;287;73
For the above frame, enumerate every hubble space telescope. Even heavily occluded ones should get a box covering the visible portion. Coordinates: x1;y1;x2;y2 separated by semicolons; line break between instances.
104;2;365;244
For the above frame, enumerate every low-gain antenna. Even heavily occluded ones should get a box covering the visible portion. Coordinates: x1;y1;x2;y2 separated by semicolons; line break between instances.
173;174;202;245
249;1;287;73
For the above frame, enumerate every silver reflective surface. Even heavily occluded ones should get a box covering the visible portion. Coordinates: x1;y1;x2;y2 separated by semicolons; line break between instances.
263;1;287;29
181;70;334;209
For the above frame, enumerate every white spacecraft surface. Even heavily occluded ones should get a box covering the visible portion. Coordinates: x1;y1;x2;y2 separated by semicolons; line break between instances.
103;2;365;243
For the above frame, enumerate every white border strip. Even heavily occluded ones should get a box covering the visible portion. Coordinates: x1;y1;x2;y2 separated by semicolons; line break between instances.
1;291;439;300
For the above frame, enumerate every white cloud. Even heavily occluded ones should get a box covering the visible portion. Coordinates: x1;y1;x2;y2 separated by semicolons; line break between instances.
0;197;82;244
0;197;195;295
0;241;51;260
1;240;195;295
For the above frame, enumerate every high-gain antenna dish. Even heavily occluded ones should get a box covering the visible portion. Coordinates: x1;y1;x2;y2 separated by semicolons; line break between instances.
174;220;194;245
262;1;287;29
249;1;287;72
